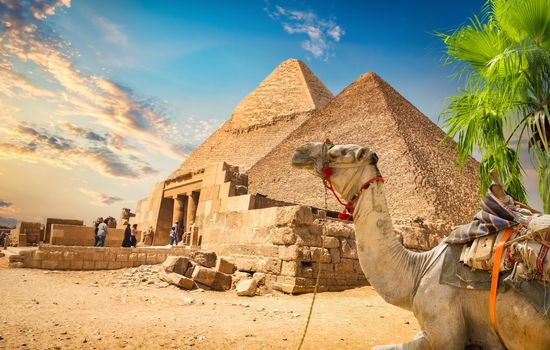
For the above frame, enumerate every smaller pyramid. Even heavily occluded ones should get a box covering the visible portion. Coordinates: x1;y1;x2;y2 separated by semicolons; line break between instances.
229;59;333;130
169;59;333;179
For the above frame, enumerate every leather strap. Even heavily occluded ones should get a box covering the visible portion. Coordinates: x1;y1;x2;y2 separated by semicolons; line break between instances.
489;226;516;348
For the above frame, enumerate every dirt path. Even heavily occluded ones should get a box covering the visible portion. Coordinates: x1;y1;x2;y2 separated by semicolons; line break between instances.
0;256;419;349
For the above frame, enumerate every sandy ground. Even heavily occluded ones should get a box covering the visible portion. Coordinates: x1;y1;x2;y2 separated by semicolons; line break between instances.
0;255;419;350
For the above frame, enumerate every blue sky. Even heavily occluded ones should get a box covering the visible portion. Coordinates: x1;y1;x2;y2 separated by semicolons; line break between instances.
7;0;539;226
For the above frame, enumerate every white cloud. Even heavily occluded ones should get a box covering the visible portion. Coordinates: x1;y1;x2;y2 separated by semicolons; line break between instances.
267;4;345;60
93;16;129;47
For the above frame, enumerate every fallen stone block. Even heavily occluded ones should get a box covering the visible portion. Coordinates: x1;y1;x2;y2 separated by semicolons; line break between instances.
211;272;232;291
216;257;236;275
162;256;189;275
185;261;196;279
159;270;195;289
232;271;251;288
191;265;218;286
192;251;217;268
236;278;257;296
252;272;265;285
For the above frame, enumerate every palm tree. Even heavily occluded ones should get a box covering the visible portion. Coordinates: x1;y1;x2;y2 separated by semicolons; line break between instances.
439;0;550;212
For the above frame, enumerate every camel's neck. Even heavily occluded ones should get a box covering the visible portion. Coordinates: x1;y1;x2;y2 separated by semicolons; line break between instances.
351;170;437;310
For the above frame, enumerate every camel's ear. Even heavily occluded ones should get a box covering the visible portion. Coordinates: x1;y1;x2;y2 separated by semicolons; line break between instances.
369;150;379;164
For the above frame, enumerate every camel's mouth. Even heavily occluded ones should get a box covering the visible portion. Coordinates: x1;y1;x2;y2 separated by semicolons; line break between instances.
291;151;315;170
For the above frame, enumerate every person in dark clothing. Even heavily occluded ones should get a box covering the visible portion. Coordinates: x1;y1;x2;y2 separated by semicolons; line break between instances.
122;221;132;248
130;224;138;247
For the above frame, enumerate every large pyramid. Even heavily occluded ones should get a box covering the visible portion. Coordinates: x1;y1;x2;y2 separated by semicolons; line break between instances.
170;59;333;178
246;72;480;227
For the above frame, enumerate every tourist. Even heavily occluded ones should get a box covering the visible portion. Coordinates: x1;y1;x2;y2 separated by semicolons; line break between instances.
0;231;7;248
169;222;178;245
93;217;102;246
143;226;154;245
96;219;108;247
130;224;138;247
122;221;132;248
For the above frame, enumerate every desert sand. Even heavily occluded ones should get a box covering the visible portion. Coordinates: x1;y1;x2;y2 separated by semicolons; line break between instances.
0;256;419;350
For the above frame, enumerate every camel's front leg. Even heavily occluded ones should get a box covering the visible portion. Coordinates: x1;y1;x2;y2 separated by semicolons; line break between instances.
372;331;432;350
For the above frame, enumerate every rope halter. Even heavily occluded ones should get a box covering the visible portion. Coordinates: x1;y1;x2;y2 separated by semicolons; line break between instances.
319;139;384;220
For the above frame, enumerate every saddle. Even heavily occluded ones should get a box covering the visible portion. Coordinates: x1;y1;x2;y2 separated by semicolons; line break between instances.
439;177;550;318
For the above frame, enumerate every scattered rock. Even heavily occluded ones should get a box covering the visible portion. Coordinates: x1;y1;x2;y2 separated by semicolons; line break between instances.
159;270;194;290
232;271;251;287
252;272;265;285
156;282;169;288
180;297;204;306
191;266;217;286
215;258;236;274
236;279;257;297
162;256;190;275
191;251;217;268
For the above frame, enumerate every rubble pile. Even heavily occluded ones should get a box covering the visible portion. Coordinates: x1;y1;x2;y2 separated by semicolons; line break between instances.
156;254;266;296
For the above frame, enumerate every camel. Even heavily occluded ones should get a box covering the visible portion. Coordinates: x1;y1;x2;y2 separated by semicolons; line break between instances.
291;141;550;350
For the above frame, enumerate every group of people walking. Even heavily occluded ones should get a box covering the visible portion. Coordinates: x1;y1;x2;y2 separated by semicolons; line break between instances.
93;217;154;248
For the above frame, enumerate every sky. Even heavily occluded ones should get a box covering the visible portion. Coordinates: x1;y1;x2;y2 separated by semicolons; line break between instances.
0;0;542;227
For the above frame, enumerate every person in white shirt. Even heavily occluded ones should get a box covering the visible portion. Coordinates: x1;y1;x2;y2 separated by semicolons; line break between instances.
96;219;108;247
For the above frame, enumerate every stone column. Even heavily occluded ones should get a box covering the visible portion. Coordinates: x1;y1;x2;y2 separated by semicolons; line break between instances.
186;191;200;231
173;196;185;239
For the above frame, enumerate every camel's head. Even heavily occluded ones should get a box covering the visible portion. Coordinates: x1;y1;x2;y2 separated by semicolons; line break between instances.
292;141;379;199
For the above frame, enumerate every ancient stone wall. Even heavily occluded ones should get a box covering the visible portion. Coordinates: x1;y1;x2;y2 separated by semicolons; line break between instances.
131;182;166;239
44;218;83;243
10;222;42;246
50;224;128;247
10;246;193;270
200;205;367;293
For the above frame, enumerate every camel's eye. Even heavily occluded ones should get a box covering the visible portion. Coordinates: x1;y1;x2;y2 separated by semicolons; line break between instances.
341;149;347;156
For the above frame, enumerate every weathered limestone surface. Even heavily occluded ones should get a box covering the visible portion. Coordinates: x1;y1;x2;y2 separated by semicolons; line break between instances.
247;72;480;231
191;251;217;268
191;265;232;291
45;218;83;243
49;224;127;247
236;279;257;296
168;59;332;178
10;245;195;270
162;256;190;275
229;58;333;130
10;222;42;246
216;257;236;275
201;205;368;294
159;270;194;289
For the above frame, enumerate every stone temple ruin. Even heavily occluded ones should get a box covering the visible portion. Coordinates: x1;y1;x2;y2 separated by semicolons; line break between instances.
7;59;480;294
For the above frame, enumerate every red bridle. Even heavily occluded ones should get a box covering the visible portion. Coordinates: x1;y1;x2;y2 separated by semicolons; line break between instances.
320;140;384;220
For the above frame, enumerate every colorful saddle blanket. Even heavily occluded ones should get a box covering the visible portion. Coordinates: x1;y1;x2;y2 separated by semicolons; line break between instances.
440;185;550;318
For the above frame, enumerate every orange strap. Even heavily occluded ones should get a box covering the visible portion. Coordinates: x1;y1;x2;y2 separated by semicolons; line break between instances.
489;227;516;348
